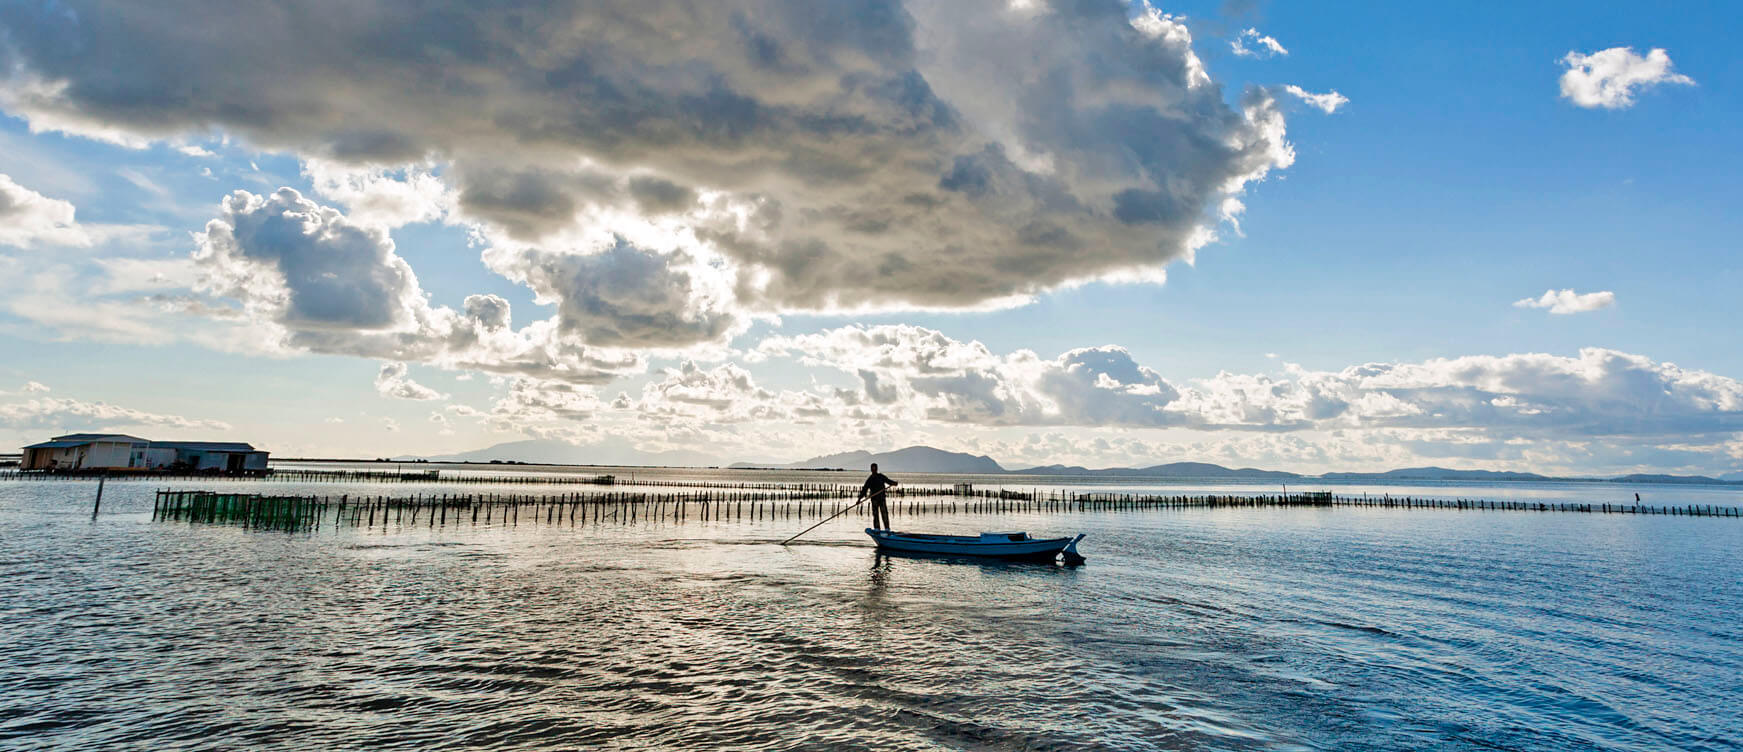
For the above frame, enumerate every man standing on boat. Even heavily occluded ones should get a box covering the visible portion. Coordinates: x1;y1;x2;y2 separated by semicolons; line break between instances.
859;463;898;531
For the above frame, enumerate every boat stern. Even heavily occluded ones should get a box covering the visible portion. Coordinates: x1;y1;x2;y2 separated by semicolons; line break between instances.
1060;533;1087;565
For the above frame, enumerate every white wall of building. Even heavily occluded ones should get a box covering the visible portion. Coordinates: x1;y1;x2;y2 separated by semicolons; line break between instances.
32;441;142;470
88;441;142;469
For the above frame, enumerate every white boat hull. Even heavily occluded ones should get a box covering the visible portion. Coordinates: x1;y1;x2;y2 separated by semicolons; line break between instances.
866;528;1085;561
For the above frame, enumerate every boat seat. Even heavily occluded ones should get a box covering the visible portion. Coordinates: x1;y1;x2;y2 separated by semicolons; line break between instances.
980;532;1030;542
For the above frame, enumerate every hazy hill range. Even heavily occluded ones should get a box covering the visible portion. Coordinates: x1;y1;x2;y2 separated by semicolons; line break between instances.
730;445;1005;474
1319;467;1552;482
738;449;1743;485
1322;467;1738;485
418;441;1742;485
734;447;1296;479
1017;461;1300;480
1606;473;1728;485
417;439;720;468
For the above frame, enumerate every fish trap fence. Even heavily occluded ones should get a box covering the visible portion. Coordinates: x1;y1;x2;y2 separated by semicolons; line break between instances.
259;468;626;484
153;488;1742;533
153;492;327;530
268;474;1032;498
153;487;1046;532
1054;490;1740;517
0;468;623;484
8;467;1040;498
154;488;874;532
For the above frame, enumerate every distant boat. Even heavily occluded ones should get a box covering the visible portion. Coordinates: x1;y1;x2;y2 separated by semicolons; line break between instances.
866;528;1086;563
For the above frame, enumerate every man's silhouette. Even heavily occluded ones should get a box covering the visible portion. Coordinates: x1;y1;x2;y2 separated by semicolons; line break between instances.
858;463;898;531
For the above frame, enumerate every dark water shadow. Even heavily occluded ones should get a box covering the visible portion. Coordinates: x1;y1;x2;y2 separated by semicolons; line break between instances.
871;550;1084;573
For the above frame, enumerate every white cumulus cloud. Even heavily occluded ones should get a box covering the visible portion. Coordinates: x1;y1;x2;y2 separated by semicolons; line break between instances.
0;173;90;248
1283;85;1348;114
1513;288;1616;315
375;361;446;401
483;236;745;349
188;188;647;384
408;321;1743;474
195;188;426;332
0;394;231;431
756;325;1743;440
302;159;450;230
1559;47;1694;109
1231;28;1287;58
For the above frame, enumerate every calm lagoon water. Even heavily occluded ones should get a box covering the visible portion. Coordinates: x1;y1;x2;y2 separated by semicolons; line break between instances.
2;473;1740;751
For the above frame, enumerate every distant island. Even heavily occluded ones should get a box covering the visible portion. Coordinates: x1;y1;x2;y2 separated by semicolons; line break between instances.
389;440;1743;487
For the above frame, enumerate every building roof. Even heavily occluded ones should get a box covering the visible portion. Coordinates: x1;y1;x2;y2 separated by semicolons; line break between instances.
25;434;148;449
22;435;263;453
152;441;261;453
49;433;148;443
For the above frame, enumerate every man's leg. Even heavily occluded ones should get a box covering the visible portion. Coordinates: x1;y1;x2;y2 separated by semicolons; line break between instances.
873;496;889;529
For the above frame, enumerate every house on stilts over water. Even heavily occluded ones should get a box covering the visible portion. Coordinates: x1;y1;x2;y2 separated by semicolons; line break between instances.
20;434;269;475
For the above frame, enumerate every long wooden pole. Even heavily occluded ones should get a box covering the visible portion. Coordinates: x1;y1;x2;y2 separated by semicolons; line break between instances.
91;472;106;519
781;496;868;545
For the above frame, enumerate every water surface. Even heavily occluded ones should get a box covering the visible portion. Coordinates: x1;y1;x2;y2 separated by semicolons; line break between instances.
2;478;1739;750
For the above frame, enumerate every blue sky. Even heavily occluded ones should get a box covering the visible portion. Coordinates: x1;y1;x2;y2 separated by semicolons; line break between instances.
0;1;1738;474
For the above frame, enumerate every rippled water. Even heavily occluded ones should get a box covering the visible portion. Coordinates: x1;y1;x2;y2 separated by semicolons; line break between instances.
3;478;1740;751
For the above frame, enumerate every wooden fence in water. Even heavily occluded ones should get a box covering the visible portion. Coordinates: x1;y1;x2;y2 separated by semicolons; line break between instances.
153;488;1743;532
2;468;1034;498
0;468;620;485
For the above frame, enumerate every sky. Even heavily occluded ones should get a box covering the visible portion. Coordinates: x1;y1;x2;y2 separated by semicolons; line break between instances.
0;0;1739;475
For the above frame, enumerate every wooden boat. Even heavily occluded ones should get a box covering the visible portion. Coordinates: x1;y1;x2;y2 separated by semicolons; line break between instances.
866;528;1086;563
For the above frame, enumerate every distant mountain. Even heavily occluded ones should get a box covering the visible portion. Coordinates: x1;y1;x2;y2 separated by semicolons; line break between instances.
1017;461;1300;480
732;445;1006;474
416;439;720;468
734;450;1294;479
1608;473;1724;485
432;441;1743;486
1320;466;1553;482
736;448;874;470
1014;464;1092;475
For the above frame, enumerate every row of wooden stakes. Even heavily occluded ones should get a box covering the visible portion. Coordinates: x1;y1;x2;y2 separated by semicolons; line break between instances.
151;487;1741;533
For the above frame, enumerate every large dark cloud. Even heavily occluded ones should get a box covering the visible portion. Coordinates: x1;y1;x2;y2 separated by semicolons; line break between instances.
0;0;1294;344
